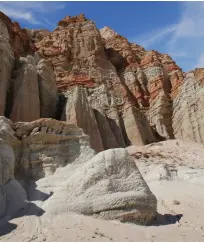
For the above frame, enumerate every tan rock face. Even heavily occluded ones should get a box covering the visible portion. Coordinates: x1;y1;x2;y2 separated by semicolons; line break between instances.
0;117;16;185
35;15;109;91
0;11;37;57
13;118;95;180
32;16;158;148
0;116;26;220
173;70;204;143
3;53;58;123
0;19;14;116
9;55;41;122
62;86;104;152
0;12;58;123
100;31;177;140
37;58;59;118
1;12;204;148
26;29;50;43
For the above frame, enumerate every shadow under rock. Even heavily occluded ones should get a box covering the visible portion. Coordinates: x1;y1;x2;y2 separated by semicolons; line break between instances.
151;213;183;226
0;222;17;236
0;181;53;237
14;181;54;218
24;180;54;202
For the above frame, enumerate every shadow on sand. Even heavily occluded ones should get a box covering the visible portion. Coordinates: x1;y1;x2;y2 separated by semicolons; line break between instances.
151;213;183;226
0;222;17;236
0;181;53;237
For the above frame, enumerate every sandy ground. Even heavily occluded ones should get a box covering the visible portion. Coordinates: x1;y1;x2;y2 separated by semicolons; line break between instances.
1;140;204;242
1;179;204;242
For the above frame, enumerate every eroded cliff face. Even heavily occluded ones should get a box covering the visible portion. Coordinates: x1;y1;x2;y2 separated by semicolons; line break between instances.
33;14;158;151
1;12;204;150
173;69;204;144
0;12;58;123
0;17;14;116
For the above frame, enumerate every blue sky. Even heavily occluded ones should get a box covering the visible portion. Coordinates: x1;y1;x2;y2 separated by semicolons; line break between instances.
0;1;203;72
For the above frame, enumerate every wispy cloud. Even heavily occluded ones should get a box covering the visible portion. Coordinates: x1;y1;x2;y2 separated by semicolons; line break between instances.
168;2;204;70
132;24;177;48
131;2;204;71
169;2;204;44
0;5;38;24
0;1;66;27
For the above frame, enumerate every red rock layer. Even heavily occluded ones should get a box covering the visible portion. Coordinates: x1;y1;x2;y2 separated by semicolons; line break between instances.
34;14;107;92
194;68;204;86
0;11;36;57
58;14;88;27
56;72;96;91
2;13;196;148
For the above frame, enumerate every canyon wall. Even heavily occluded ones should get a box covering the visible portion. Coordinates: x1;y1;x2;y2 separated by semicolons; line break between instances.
1;11;204;151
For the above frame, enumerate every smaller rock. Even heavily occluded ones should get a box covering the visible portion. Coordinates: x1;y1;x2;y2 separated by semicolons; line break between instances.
172;200;180;205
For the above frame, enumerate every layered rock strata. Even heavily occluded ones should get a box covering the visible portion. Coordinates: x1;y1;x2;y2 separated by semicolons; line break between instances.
0;18;14;116
0;12;58;123
33;15;158;149
1;11;204;149
173;70;204;143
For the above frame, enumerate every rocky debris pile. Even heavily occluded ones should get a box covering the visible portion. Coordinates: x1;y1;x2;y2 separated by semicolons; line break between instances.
126;139;204;183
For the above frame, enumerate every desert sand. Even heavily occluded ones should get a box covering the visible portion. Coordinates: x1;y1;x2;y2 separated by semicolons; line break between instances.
1;140;204;242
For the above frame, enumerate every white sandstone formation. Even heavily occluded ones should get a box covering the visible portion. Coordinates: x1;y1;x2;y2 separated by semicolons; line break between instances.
0;116;157;226
42;148;157;224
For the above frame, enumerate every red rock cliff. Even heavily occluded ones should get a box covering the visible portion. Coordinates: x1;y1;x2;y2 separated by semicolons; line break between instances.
1;12;204;151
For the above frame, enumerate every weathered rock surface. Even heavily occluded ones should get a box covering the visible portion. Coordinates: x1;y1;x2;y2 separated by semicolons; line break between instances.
4;54;58;122
1;11;204;241
0;117;27;221
126;139;204;184
1;11;204;149
0;118;15;185
62;86;104;152
0;11;37;57
33;14;158;148
173;70;204;143
9;55;41;122
0;12;58;123
37;57;58;118
13;118;95;180
43;148;157;224
147;91;174;139
0;116;157;226
0;18;14;116
0;116;95;221
100;29;178;140
26;28;50;44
